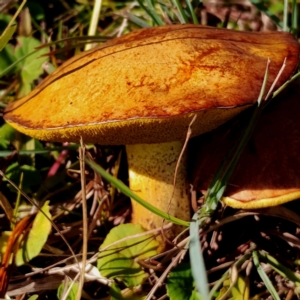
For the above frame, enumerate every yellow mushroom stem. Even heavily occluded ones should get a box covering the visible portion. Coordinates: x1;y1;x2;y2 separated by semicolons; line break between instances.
126;141;190;240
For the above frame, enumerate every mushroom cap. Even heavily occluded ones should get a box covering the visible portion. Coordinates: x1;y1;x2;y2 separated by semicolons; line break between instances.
190;83;300;208
4;25;300;144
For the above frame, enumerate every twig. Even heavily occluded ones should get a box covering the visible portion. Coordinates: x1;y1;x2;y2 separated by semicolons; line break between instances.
0;170;79;266
146;249;186;300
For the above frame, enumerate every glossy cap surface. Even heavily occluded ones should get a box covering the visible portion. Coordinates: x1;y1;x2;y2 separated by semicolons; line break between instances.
4;25;300;144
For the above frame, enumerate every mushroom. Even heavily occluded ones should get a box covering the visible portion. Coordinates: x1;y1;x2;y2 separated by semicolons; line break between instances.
191;82;300;209
4;24;299;240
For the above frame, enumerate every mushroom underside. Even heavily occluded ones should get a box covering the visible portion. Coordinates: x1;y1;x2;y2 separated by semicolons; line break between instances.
190;83;300;208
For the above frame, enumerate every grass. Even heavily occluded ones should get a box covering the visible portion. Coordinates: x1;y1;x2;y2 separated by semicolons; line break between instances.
0;0;299;299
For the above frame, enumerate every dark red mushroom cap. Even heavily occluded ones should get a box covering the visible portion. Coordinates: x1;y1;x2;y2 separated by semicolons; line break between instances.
191;83;300;208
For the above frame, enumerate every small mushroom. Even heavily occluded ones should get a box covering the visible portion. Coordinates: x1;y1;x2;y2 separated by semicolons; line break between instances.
4;25;299;239
191;82;300;209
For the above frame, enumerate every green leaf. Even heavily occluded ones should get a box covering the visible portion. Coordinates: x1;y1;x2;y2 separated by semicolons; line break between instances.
166;263;202;300
0;13;12;32
231;276;250;300
0;123;16;144
27;295;39;300
0;231;11;259
209;252;252;299
0;43;16;75
5;162;42;193
15;36;49;86
0;138;10;150
0;36;49;84
57;282;78;300
0;23;16;51
97;224;159;287
110;281;146;300
15;201;52;266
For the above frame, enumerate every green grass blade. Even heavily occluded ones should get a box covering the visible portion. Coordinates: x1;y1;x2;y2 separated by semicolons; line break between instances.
259;252;300;285
0;0;26;51
171;0;189;23
0;146;79;157
204;61;269;212
283;0;289;32
0;23;16;51
291;0;298;36
136;0;165;25
189;58;276;300
189;213;209;299
185;0;198;24
125;13;151;28
36;36;110;48
189;57;271;299
249;0;283;29
86;159;189;227
208;252;252;298
252;251;280;300
273;71;300;98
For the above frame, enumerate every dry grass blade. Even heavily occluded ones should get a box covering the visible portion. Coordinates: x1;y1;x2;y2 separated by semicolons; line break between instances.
85;0;103;51
0;215;32;297
75;138;88;300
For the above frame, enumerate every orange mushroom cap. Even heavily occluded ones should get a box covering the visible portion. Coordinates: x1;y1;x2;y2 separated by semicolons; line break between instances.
190;83;300;208
4;24;300;143
3;25;300;244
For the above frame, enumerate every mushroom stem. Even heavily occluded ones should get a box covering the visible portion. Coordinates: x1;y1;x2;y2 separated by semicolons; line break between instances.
126;141;190;240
